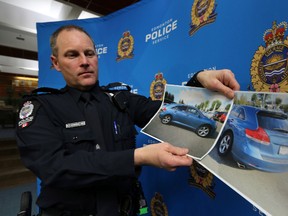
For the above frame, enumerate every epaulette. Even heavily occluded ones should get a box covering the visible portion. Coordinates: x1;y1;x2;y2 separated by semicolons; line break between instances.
101;82;131;93
31;87;62;95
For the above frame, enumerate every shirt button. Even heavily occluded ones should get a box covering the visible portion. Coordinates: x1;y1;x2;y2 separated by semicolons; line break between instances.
95;144;101;150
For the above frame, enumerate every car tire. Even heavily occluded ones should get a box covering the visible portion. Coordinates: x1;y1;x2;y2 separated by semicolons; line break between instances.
217;131;233;156
161;114;172;124
196;124;211;137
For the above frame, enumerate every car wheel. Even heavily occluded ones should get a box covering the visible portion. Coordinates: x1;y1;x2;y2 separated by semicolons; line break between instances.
217;131;233;156
196;124;211;137
161;115;172;124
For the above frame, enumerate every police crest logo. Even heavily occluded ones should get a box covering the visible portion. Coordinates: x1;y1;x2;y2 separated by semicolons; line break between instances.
150;192;168;216
116;31;134;61
150;72;167;101
189;0;217;36
18;101;35;128
251;21;288;92
188;161;216;198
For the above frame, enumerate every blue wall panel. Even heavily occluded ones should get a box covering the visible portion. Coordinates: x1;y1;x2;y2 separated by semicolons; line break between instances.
37;0;288;215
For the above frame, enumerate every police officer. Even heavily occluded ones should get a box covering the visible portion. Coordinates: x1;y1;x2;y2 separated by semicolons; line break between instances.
16;25;240;216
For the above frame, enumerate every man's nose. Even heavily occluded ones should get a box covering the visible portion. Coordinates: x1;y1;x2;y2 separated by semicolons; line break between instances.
79;54;89;67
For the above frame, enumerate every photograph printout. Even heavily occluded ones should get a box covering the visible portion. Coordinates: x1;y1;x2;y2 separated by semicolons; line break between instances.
141;84;288;216
142;84;233;160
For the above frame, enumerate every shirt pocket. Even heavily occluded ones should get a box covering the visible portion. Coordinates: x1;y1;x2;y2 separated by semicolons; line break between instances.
62;127;96;152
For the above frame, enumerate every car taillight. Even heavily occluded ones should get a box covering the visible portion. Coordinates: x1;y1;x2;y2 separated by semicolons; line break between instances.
245;127;270;145
161;107;167;112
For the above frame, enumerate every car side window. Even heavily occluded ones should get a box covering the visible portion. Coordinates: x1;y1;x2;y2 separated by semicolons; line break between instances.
172;105;186;111
179;106;187;111
238;108;245;120
187;107;197;114
172;106;179;110
230;108;239;117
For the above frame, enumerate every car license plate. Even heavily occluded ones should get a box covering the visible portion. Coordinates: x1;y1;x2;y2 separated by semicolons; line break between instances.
279;146;288;155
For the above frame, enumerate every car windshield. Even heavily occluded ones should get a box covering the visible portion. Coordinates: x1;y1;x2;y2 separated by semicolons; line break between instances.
257;111;288;132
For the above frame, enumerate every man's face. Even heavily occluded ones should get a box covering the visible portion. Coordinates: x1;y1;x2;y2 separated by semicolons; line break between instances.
51;29;98;90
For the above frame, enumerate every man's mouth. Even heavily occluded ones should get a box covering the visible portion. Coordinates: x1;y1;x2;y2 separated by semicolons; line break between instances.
79;71;93;76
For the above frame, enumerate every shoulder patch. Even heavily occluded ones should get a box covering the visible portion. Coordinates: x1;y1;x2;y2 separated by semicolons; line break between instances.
101;82;131;92
18;100;40;129
31;87;62;95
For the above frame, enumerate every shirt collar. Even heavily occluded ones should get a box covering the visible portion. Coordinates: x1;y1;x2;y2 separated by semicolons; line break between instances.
66;81;102;102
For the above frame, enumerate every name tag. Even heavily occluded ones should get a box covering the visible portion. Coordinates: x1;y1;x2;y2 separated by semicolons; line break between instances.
66;121;86;128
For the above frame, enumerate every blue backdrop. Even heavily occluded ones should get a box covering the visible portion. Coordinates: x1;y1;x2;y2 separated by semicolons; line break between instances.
37;0;288;215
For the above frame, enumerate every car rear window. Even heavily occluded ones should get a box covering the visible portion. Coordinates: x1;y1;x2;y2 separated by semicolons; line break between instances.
257;111;288;131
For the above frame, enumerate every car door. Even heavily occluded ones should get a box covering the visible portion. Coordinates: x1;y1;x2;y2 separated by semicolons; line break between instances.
181;106;201;129
227;106;249;152
170;105;187;123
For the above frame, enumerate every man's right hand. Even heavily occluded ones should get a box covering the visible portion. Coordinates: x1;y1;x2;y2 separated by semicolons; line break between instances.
134;142;193;171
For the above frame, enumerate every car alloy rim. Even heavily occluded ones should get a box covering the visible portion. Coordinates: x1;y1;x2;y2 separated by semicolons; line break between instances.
198;126;209;137
162;115;171;124
219;134;231;153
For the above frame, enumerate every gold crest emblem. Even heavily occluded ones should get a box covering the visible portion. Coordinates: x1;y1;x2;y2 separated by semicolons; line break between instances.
189;0;217;36
188;161;215;198
150;72;167;101
150;192;168;216
116;31;134;62
251;21;288;92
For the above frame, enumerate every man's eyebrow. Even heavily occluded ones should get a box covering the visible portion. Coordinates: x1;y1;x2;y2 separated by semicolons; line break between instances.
65;48;78;52
85;47;96;51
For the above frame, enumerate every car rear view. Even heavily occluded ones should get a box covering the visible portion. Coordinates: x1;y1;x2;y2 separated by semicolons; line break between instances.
252;110;288;172
234;108;288;172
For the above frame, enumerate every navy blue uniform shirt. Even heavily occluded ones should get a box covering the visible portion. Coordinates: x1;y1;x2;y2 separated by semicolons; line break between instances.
16;81;161;215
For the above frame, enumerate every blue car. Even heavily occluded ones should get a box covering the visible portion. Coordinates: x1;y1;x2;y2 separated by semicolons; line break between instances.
159;103;217;137
217;105;288;172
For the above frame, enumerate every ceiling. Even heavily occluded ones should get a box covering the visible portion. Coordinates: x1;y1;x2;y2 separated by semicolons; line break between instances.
0;0;138;77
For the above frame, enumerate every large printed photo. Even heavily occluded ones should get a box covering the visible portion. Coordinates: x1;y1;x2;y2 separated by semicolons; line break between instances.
142;84;233;159
141;85;288;216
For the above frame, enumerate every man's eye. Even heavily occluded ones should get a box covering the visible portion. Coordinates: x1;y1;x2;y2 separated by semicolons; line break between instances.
66;52;78;58
86;51;96;57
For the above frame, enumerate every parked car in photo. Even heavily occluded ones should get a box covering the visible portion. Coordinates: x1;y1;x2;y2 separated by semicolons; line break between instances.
213;111;227;121
219;112;227;123
159;103;217;137
217;105;288;172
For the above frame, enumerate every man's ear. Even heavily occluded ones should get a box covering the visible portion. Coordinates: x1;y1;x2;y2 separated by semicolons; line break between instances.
50;55;60;71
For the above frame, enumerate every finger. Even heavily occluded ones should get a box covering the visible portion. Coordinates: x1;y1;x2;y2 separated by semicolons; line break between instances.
170;154;193;166
222;70;240;91
214;81;235;99
224;73;240;91
168;145;190;156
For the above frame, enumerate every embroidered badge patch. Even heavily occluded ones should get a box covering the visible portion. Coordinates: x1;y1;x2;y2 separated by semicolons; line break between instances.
18;101;35;128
